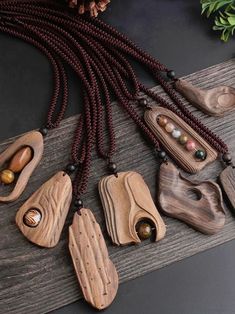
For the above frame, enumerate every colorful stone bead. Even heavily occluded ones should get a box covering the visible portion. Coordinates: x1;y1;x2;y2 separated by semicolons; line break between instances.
137;222;152;240
9;146;32;173
23;208;42;227
195;149;207;160
172;129;181;139
165;123;175;133
179;134;188;145
157;116;168;127
186;140;196;151
0;169;15;184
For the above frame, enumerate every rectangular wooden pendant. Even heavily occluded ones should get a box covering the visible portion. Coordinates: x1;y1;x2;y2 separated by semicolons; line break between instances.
144;107;218;173
220;166;235;211
99;171;166;246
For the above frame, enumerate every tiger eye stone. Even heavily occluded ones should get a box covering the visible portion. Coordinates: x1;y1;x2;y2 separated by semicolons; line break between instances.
23;209;42;227
137;222;152;240
0;169;15;184
157;116;168;127
179;134;188;145
9;146;32;173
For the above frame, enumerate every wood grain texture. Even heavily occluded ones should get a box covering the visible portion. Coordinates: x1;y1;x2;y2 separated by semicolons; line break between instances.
99;171;166;245
220;165;235;212
15;171;72;248
0;131;43;202
144;107;218;173
1;59;235;314
158;162;225;235
175;79;235;116
69;208;119;310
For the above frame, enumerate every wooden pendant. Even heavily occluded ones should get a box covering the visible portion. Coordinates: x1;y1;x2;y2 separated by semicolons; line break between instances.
69;208;119;310
0;131;44;202
15;171;72;248
99;171;166;246
144;107;218;173
158;162;225;235
220;165;235;212
175;79;235;116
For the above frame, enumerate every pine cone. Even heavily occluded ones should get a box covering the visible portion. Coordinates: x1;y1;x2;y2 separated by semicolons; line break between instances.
68;0;111;17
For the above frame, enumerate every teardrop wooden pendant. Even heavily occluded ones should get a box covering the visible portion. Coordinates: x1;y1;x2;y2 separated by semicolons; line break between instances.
144;107;218;173
15;171;72;248
220;165;235;212
158;162;225;235
175;79;235;116
0;131;44;202
99;171;166;246
69;208;119;310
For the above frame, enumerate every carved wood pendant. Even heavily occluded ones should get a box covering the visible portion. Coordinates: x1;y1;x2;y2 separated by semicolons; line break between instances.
175;79;235;116
15;171;72;248
0;131;44;202
158;162;226;235
220;166;235;212
69;208;119;310
144;107;218;173
99;171;166;246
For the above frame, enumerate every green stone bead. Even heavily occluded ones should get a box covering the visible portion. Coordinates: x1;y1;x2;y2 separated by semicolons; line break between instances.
195;149;207;160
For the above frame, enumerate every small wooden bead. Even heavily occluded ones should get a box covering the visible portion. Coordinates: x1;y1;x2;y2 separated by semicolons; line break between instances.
172;129;181;139
186;140;196;151
158;150;167;160
167;70;175;79
9;146;32;173
108;162;118;174
195;149;207;160
39;127;48;136
0;169;15;184
23;208;42;227
222;153;232;164
157;116;168;127
66;164;76;173
179;134;188;145
165;123;175;133
137;222;152;240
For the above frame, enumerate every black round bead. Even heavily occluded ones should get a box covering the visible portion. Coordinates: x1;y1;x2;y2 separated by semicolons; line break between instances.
139;98;148;107
39;127;48;136
66;164;76;173
222;153;232;164
158;150;167;159
167;70;176;79
74;199;83;208
108;162;118;174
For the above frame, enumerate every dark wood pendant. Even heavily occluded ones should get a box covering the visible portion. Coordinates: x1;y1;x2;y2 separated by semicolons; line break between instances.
144;107;218;173
0;131;44;202
175;79;235;116
158;162;225;235
15;171;72;248
220;165;235;212
99;171;166;245
69;208;119;310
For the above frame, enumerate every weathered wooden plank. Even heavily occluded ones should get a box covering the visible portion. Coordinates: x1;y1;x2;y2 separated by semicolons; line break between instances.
0;59;235;314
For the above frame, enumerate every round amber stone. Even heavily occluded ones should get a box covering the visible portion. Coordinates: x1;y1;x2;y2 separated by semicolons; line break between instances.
179;134;188;145
137;222;152;240
157;116;168;127
0;169;15;184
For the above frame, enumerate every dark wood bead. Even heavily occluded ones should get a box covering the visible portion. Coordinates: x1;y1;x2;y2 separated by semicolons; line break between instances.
158;151;167;159
108;162;118;174
222;153;232;164
139;98;148;107
137;222;152;240
167;70;175;79
75;199;83;208
66;164;76;173
39;127;48;136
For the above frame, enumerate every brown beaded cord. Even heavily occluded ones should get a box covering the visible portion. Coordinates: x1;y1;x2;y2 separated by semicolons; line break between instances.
0;0;232;205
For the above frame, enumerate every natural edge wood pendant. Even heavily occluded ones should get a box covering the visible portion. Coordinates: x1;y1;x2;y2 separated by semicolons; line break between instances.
220;165;235;212
0;131;44;202
158;162;226;235
175;79;235;116
99;171;166;245
15;171;72;248
69;208;119;310
144;107;218;173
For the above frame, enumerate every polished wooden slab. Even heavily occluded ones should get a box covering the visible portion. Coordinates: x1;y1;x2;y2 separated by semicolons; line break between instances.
1;60;235;314
220;165;235;212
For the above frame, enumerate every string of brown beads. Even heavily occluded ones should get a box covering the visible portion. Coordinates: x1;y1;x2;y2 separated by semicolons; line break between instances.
0;146;32;185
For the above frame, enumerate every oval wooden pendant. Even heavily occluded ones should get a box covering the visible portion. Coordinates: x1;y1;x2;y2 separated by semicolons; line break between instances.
69;208;119;310
175;79;235;116
158;162;225;235
99;171;166;246
15;171;72;248
144;107;218;173
220;165;235;213
0;131;44;203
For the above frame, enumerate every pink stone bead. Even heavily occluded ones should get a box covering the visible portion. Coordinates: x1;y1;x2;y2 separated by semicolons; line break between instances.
165;123;175;133
186;140;196;151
